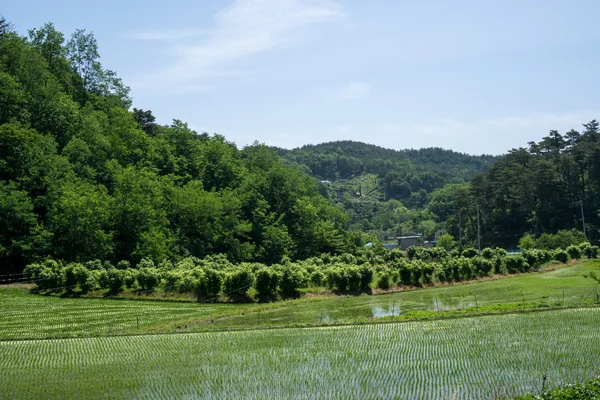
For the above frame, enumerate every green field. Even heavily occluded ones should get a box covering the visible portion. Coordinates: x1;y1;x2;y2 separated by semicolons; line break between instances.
1;308;599;399
2;261;597;338
0;287;248;339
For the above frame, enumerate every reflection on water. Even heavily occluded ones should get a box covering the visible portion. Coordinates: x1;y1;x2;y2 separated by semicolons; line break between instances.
434;298;476;311
371;305;400;318
370;297;478;318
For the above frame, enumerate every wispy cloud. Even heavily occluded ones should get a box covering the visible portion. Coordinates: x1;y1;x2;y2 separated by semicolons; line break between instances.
338;81;371;101
133;0;344;91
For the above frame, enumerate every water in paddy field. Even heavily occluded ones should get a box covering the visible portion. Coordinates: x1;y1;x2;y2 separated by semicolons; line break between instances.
371;305;400;318
433;298;476;311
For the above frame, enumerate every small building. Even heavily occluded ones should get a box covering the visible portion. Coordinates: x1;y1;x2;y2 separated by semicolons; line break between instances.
396;235;422;250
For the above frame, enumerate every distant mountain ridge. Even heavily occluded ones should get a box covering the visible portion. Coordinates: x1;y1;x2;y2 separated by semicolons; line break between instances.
276;140;497;194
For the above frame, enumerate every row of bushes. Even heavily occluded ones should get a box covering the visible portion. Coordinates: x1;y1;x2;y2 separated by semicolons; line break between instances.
23;242;598;299
23;260;373;298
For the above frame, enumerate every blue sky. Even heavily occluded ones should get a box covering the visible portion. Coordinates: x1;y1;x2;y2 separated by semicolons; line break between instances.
4;0;600;155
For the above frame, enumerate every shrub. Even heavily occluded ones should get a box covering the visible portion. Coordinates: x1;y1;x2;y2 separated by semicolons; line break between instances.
518;233;536;250
583;245;600;259
174;273;195;294
431;247;449;260
406;246;418;260
481;248;495;260
397;262;413;286
376;270;390;290
203;268;223;298
137;258;155;270
475;257;493;276
279;265;307;294
161;271;181;291
61;263;79;289
505;256;528;273
123;269;138;289
37;267;60;291
411;260;424;285
84;260;103;271
223;269;253;296
390;270;400;285
309;270;325;287
494;248;507;258
422;262;435;285
358;264;373;290
328;267;348;291
436;234;456;251
254;268;279;296
552;249;569;264
384;248;404;263
190;269;210;299
344;266;362;291
23;262;44;280
137;267;160;291
461;248;478;258
522;250;539;269
102;267;125;292
457;257;476;280
566;244;582;260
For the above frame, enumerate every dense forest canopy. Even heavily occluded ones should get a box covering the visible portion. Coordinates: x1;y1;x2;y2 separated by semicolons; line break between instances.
0;19;360;272
1;17;598;273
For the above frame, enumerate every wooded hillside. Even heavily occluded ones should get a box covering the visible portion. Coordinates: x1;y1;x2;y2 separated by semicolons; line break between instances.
0;20;360;272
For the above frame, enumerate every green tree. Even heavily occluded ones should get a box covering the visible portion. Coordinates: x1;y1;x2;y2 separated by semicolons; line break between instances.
436;234;456;251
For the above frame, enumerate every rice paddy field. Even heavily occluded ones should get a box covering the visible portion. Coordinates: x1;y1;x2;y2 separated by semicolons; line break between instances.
1;308;599;399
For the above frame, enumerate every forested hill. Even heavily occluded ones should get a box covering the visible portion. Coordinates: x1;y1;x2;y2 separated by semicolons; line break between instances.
278;141;496;200
279;141;495;182
0;19;362;272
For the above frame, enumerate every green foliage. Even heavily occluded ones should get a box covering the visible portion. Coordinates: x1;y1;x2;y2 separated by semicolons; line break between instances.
566;245;582;260
137;267;159;291
518;233;536;250
516;377;600;400
436;234;456;251
505;256;529;274
376;270;391;289
223;269;253;296
461;248;478;258
278;265;307;295
0;21;357;272
253;267;279;296
553;249;569;264
581;243;599;259
534;229;588;251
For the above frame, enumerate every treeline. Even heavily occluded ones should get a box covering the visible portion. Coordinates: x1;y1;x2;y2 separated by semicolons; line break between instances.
0;20;361;272
428;124;600;248
24;241;597;300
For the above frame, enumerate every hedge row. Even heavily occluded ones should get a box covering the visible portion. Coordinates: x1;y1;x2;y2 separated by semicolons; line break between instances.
23;242;598;299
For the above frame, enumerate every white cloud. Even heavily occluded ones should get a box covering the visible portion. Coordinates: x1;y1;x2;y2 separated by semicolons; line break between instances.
133;0;344;90
338;81;371;101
